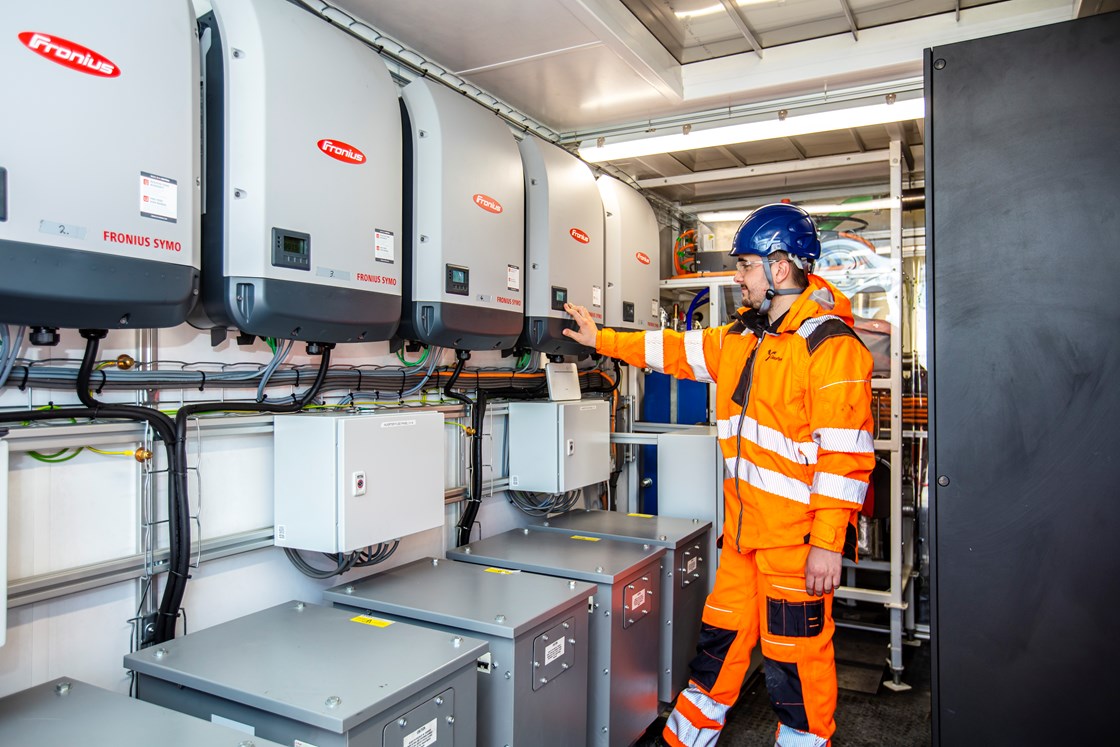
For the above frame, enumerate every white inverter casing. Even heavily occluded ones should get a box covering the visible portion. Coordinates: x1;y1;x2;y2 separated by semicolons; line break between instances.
197;0;402;343
399;78;525;351
273;411;445;553
0;0;200;329
519;137;605;355
597;176;662;332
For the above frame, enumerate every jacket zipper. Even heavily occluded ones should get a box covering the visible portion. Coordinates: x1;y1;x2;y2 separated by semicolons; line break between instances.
733;337;762;553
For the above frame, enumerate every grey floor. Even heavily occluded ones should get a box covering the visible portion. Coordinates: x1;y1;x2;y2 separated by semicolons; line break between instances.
643;626;932;746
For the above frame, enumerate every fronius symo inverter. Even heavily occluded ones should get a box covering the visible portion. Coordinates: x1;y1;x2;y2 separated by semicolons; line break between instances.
0;0;200;330
518;137;605;355
399;78;525;351
197;0;402;343
597;176;661;332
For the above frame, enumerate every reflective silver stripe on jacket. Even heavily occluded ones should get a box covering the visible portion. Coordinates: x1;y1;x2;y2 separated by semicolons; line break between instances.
725;456;811;505
718;414;819;465
645;331;665;373
811;470;868;505
683;329;714;383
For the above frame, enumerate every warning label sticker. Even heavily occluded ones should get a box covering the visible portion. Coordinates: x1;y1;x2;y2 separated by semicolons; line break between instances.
350;615;393;628
507;264;521;291
140;171;177;223
544;637;565;665
374;229;395;263
403;717;437;747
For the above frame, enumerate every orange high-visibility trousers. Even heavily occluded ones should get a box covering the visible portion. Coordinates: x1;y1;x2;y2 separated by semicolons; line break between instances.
663;543;837;747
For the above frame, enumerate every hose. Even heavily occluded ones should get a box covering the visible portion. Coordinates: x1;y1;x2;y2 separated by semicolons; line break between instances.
685;289;709;331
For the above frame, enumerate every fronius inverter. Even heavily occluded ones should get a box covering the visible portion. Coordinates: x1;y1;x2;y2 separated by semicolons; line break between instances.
196;0;402;343
399;79;525;350
519;137;605;355
598;176;662;332
0;0;200;330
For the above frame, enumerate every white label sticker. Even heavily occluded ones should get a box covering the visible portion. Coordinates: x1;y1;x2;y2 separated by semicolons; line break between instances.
544;636;566;665
140;171;178;223
39;220;86;240
295;740;320;747
403;717;438;747
210;714;254;735
380;419;416;429
651;299;660;319
507;264;521;291
687;557;698;574
374;229;395;263
631;588;646;610
591;285;602;307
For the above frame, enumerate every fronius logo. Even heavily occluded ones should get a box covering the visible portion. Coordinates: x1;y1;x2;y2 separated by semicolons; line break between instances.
635;252;651;265
569;228;590;244
473;194;503;213
317;139;366;164
19;32;119;78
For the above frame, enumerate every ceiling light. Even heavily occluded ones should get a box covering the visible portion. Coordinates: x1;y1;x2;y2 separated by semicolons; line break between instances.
697;198;900;223
676;0;779;20
578;98;924;163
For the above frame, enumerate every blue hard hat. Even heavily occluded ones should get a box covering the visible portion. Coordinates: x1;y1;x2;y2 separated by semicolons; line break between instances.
730;203;821;263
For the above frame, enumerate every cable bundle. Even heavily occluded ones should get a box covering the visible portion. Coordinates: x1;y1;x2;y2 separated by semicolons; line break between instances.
508;489;583;517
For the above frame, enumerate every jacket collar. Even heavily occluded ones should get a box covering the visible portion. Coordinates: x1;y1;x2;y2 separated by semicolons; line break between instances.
735;275;854;335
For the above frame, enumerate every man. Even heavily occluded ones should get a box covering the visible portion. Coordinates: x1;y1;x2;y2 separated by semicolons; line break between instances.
563;203;874;747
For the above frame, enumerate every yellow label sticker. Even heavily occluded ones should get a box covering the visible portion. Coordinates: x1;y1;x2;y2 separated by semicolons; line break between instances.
350;615;393;628
485;567;518;575
627;513;654;518
570;535;601;542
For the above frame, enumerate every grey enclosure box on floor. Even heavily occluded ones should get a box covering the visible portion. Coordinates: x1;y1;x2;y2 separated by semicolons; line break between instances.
124;601;487;747
0;677;287;746
326;557;595;747
448;528;664;747
534;510;711;702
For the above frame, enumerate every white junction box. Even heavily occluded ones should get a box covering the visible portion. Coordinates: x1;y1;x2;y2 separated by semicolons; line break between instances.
273;412;444;553
508;400;609;493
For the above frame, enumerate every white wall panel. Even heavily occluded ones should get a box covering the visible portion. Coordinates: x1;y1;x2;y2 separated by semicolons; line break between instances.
0;583;136;698
7;452;138;577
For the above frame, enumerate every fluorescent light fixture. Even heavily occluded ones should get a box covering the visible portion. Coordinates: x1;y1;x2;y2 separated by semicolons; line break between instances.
676;0;777;20
697;198;901;223
579;98;924;163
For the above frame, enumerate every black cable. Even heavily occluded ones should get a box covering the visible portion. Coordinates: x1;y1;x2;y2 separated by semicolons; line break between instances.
73;329;184;646
443;351;487;547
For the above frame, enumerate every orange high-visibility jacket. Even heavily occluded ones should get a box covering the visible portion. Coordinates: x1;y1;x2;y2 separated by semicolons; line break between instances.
597;276;875;553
